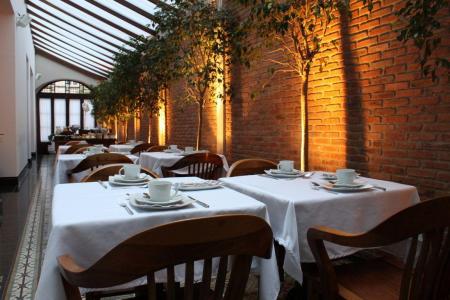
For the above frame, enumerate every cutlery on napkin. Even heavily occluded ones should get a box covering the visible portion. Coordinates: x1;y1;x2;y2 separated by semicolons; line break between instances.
311;181;339;194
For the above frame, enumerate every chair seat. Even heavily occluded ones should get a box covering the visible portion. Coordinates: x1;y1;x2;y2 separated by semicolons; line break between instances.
335;256;402;300
303;251;403;300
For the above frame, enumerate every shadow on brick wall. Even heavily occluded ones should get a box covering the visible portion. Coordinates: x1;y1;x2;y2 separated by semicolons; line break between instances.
340;10;368;174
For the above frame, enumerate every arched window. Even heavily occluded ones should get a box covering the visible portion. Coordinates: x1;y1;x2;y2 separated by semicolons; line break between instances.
37;80;95;143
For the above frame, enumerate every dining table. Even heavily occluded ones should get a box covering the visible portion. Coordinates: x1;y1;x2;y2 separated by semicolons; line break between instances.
219;172;420;283
139;151;229;176
54;154;140;184
34;177;280;300
108;144;135;153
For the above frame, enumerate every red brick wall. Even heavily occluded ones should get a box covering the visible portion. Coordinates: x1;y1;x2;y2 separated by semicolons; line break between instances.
152;0;450;199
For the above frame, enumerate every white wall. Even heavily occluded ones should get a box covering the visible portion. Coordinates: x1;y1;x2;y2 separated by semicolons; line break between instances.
36;54;100;90
0;0;35;178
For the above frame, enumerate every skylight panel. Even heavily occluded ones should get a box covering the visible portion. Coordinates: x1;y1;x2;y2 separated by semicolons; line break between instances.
67;0;150;37
28;0;132;48
32;21;116;59
29;13;119;59
126;0;160;14
95;0;154;27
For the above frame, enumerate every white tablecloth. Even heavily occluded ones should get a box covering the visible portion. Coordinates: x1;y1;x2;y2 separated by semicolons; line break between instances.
35;177;279;300
220;173;420;282
108;144;134;153
140;152;229;177
57;145;71;155
55;154;140;184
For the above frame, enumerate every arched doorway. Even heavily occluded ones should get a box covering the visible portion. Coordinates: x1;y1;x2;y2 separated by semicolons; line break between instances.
36;80;94;154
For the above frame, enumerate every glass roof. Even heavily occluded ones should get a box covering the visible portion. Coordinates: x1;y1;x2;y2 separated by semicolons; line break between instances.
26;0;169;78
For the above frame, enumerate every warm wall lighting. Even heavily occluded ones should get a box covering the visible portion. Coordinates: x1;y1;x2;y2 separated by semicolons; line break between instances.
114;117;118;140
158;104;166;145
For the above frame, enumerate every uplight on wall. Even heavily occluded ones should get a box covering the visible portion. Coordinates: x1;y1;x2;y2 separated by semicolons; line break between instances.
16;14;32;28
158;104;166;146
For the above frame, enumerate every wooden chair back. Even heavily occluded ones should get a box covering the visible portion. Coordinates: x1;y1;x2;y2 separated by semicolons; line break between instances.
81;164;159;182
130;143;153;155
147;145;167;152
73;146;91;154
226;158;277;177
69;153;133;174
307;196;450;300
65;141;81;146
58;214;273;300
161;153;223;180
65;144;92;154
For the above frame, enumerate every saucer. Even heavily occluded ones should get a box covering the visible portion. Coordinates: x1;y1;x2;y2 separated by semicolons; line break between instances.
113;174;150;183
134;193;184;205
128;194;195;210
108;176;148;186
269;169;302;175
264;169;304;178
322;182;374;192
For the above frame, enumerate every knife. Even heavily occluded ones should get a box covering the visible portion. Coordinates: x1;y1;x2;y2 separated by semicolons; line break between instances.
187;195;209;208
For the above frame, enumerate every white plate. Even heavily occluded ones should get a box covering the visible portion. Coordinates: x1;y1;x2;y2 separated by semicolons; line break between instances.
269;169;302;175
321;173;337;180
130;193;184;206
108;177;148;186
177;181;222;191
113;174;151;183
128;194;195;210
332;181;366;188
322;183;374;192
163;149;182;153
264;170;304;178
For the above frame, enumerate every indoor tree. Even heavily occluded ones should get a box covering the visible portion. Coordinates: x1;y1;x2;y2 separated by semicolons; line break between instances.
154;0;246;150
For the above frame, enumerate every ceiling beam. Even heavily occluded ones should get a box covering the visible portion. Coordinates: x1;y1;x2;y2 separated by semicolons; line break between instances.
36;48;106;80
31;23;115;61
33;34;113;71
35;45;108;78
112;0;158;23
84;0;156;35
60;0;141;39
26;0;130;46
27;3;122;54
34;40;110;76
31;19;115;65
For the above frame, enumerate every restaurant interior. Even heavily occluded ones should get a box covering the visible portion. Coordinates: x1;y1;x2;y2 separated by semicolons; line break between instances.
0;0;449;299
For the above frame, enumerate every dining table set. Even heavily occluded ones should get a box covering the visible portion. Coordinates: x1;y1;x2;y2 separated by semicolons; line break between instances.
40;148;420;300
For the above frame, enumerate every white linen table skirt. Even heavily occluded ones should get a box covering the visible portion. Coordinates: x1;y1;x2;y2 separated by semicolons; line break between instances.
220;172;420;282
108;144;134;153
55;154;139;184
34;177;279;300
140;152;229;177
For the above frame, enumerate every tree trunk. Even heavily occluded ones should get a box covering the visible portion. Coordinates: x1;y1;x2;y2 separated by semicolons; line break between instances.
300;66;310;171
164;89;168;145
196;101;204;151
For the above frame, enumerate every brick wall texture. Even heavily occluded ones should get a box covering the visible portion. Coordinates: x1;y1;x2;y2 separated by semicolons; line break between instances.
139;0;449;200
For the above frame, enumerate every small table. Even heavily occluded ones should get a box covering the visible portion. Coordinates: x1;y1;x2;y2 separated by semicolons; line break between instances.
108;144;135;153
34;178;280;300
140;152;229;177
55;154;139;184
220;173;420;282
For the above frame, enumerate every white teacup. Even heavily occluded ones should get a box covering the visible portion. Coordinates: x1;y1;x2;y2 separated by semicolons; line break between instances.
148;180;178;202
119;164;140;179
278;160;294;172
336;169;356;184
185;146;194;153
169;145;178;150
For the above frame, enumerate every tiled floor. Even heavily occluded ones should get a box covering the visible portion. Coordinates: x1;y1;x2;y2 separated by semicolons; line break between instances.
0;156;53;299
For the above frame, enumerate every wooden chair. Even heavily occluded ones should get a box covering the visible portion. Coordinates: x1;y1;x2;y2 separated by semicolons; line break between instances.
58;214;273;300
130;143;153;155
81;164;159;182
73;146;91;154
306;196;450;300
65;144;92;154
226;158;277;177
65;141;81;146
69;153;133;175
147;145;167;152
161;153;223;180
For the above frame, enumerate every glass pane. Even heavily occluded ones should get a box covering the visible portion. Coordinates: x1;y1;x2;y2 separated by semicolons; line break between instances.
55;81;66;93
69;99;81;127
54;98;66;131
82;99;95;129
39;98;51;142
